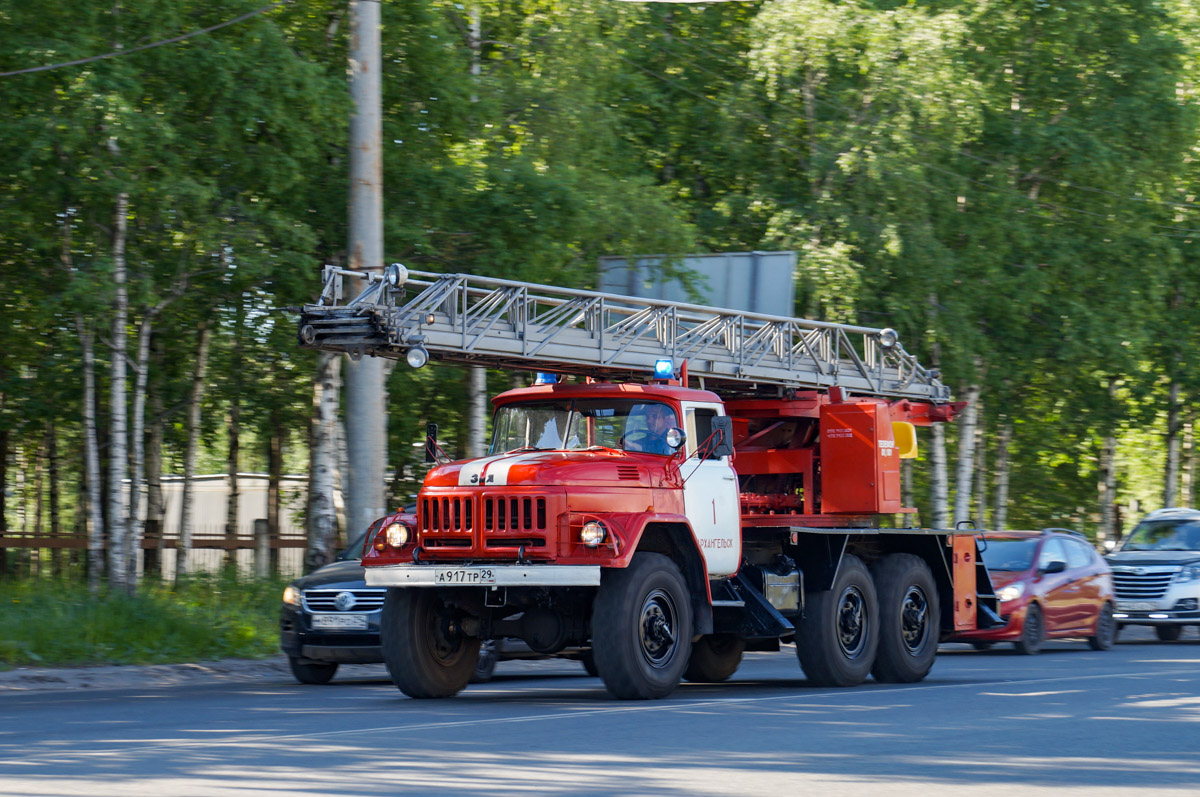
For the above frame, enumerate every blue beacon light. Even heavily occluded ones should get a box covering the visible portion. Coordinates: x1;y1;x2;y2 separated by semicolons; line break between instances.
535;373;559;384
653;359;674;380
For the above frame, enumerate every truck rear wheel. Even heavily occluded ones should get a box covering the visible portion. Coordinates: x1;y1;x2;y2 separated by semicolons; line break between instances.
683;634;745;683
592;552;693;699
381;588;481;699
795;554;878;687
870;554;939;683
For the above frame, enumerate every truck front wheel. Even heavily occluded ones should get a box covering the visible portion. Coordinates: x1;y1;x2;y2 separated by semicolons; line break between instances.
795;554;879;687
870;554;939;683
381;588;481;699
592;552;693;699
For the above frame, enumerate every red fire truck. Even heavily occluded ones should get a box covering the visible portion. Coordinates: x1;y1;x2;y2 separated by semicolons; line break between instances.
299;265;999;699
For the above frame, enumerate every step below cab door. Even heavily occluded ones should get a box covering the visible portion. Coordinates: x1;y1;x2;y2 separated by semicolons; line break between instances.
680;402;741;577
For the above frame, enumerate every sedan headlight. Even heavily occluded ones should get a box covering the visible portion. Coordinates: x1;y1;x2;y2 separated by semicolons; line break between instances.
386;523;410;548
997;582;1026;603
1176;564;1200;583
282;585;301;606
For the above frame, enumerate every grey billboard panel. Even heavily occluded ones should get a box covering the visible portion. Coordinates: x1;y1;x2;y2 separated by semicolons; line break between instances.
597;251;797;317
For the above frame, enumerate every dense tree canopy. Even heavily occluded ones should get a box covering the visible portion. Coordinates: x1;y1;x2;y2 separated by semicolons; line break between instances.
1;0;1198;582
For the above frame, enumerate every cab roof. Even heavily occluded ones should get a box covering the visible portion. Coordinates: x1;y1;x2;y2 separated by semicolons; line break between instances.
492;381;722;408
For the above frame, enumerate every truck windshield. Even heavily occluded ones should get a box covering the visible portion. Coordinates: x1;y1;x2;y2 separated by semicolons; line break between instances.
489;399;678;455
1120;519;1200;552
979;538;1038;572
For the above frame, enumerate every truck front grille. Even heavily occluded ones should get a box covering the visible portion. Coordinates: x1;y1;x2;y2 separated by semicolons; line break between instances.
418;491;558;555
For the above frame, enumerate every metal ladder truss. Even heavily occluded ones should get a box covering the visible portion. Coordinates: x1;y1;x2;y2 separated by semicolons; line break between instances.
298;267;951;401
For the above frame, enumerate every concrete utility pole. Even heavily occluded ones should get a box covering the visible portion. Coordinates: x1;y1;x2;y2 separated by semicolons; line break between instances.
343;0;388;536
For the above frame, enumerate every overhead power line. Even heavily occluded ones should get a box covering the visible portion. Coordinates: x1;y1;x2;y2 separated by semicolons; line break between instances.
0;0;293;78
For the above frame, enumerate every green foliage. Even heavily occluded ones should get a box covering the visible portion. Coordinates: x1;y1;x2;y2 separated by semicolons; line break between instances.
0;574;285;668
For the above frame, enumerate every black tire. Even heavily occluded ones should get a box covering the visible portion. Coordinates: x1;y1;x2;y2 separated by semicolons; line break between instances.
971;641;996;651
381;588;480;698
591;552;693;700
795;554;879;687
580;649;599;677
1087;603;1118;651
683;634;746;683
871;554;940;683
288;656;338;685
1013;603;1044;655
1155;625;1183;642
470;640;499;683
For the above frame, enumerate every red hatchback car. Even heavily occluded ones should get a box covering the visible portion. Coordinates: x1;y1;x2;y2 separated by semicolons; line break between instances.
954;529;1117;654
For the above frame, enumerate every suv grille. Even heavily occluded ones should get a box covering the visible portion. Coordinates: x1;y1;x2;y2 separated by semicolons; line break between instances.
1112;570;1175;600
302;589;386;612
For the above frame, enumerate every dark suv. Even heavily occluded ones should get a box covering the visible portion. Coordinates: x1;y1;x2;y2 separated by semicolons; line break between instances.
280;527;388;684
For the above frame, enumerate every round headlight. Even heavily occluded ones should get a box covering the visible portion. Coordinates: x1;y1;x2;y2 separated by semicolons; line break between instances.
581;521;607;547
878;328;899;350
665;428;685;450
386;523;409;548
282;585;301;606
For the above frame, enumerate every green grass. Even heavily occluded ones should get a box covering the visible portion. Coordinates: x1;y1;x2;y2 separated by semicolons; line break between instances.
0;574;288;670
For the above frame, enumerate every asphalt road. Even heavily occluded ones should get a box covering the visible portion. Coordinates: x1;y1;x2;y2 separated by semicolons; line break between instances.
2;628;1199;797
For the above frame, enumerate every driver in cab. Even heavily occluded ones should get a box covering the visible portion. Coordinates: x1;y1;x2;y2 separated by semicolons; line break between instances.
626;403;678;455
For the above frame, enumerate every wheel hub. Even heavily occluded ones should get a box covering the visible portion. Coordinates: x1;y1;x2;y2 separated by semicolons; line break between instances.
639;588;679;668
900;586;929;653
837;586;868;659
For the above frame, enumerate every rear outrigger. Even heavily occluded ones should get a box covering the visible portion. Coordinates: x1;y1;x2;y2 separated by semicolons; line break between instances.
299;266;1000;699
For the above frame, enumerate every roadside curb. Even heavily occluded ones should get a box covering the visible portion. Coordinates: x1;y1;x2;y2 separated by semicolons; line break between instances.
0;654;292;692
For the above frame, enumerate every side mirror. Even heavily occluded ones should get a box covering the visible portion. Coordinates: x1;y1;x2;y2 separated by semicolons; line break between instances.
425;423;439;463
708;416;734;459
1041;560;1067;575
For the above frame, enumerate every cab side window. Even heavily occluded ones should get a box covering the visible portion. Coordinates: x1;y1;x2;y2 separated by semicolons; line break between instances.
693;408;719;460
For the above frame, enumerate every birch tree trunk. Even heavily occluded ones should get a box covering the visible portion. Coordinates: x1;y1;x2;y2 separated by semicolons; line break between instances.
335;416;348;534
993;421;1012;531
1164;379;1182;507
973;405;988;529
0;426;7;577
127;316;153;591
1099;434;1118;545
144;340;166;577
177;322;212;579
33;432;45;578
77;318;105;593
1184;416;1196;509
930;423;950;529
306;353;342;573
953;384;981;526
107;192;130;591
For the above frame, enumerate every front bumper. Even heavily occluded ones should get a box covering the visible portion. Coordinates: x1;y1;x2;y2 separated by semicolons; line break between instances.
1113;588;1200;625
364;564;601;588
279;604;383;664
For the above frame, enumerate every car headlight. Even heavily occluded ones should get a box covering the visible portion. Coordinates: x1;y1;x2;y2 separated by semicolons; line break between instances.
386;523;410;548
1176;564;1200;583
580;521;607;547
282;585;301;606
997;582;1026;603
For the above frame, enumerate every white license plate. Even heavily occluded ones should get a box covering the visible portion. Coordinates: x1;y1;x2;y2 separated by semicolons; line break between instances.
1117;601;1156;612
311;613;368;630
434;567;497;585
